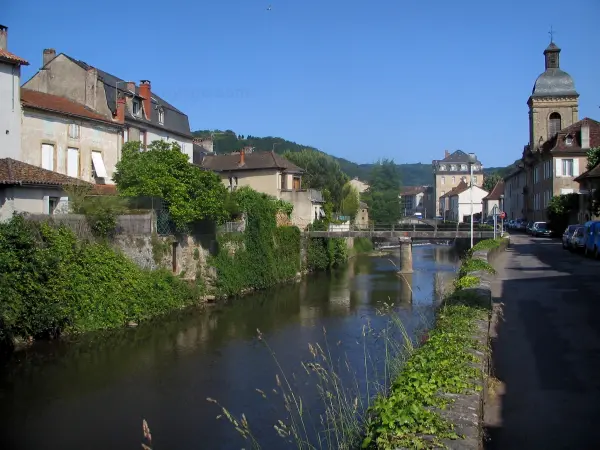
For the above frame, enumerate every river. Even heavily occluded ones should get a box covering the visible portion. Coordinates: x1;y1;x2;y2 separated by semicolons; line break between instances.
0;244;459;450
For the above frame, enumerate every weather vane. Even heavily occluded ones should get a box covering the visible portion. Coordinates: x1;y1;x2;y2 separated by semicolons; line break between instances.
549;26;556;43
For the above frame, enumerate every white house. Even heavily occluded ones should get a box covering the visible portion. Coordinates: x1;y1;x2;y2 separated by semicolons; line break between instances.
442;180;488;222
0;24;29;159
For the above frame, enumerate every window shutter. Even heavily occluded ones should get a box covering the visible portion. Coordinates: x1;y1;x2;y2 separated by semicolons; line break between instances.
555;158;562;177
573;158;579;177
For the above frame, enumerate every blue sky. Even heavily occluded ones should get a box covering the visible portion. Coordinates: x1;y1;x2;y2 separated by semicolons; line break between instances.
4;0;599;168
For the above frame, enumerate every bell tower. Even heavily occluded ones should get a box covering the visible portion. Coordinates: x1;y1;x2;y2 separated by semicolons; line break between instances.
528;34;579;150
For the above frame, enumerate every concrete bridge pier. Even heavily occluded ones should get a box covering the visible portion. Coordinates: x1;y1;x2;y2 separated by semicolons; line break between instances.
398;236;413;273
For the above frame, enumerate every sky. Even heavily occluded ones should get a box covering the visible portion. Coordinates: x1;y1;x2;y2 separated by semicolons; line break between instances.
4;0;599;168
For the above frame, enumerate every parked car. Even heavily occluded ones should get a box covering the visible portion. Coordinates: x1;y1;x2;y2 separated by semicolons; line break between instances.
562;224;580;249
570;227;586;252
532;222;552;237
526;221;535;234
518;220;527;231
583;220;600;258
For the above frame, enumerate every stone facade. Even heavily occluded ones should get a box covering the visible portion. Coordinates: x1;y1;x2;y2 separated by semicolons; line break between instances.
432;150;484;217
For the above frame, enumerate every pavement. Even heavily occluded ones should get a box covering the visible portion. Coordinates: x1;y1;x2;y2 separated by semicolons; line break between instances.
484;233;600;450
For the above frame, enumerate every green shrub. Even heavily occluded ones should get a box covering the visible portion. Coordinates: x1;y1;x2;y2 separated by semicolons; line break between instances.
0;215;198;345
459;258;496;277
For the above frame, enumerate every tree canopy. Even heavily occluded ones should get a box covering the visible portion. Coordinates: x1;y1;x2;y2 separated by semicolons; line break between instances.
340;182;360;218
362;159;402;224
483;173;502;193
282;149;349;208
114;140;229;228
586;147;600;171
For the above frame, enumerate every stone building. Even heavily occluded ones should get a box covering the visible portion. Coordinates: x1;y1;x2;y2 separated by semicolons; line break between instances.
432;150;484;217
0;25;29;160
511;39;596;222
22;49;194;161
503;166;527;221
399;186;427;216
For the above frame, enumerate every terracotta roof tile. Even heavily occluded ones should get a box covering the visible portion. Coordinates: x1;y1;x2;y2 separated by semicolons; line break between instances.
90;184;118;195
201;151;304;173
21;89;120;125
483;180;504;201
399;186;426;196
0;49;29;65
540;117;600;154
0;158;92;187
440;180;469;198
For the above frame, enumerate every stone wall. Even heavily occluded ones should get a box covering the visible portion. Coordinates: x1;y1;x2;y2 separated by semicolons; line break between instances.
114;233;214;282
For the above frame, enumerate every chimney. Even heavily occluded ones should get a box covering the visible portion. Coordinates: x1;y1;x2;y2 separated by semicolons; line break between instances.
444;150;450;158
240;148;246;166
581;123;590;149
115;97;126;123
0;25;7;50
139;80;151;120
85;67;98;110
43;48;56;66
126;81;135;92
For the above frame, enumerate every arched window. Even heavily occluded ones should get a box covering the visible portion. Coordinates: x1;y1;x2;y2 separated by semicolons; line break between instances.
548;112;561;138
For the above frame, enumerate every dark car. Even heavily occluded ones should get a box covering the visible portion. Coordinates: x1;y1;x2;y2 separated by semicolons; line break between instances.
562;224;580;249
532;222;552;237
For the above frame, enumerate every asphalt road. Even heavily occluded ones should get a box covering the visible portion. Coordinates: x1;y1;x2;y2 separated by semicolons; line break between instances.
486;233;600;450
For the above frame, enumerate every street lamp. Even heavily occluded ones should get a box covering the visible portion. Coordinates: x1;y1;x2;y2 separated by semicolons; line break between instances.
500;194;505;237
468;153;477;248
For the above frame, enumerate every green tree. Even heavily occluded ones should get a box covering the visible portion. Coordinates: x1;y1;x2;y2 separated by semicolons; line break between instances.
363;159;402;224
546;193;580;234
282;149;349;207
586;147;600;171
114;140;229;228
483;173;502;193
340;182;359;218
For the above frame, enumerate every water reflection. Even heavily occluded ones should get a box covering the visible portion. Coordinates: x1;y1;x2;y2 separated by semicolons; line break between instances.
0;245;458;450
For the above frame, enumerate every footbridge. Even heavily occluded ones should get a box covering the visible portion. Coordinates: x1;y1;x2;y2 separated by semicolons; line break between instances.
307;220;498;274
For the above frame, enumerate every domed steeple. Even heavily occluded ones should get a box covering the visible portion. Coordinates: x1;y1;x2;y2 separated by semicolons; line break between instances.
531;41;578;98
527;33;579;148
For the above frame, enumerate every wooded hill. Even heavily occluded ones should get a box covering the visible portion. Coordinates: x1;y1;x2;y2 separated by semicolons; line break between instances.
193;130;515;185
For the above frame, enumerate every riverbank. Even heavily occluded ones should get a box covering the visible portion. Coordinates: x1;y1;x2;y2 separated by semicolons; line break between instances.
363;237;508;449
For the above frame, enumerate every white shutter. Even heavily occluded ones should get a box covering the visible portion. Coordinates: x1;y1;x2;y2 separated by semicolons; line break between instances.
67;148;79;177
555;158;562;177
573;158;579;177
41;144;54;170
91;151;108;178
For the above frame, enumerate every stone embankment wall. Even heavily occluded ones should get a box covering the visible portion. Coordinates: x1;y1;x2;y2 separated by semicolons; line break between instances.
114;233;215;282
437;237;509;449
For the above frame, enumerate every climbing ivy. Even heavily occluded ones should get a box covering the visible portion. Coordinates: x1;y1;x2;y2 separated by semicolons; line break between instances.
305;219;348;271
211;188;300;296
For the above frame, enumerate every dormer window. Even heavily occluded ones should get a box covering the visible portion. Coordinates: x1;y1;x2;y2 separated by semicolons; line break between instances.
133;100;141;116
565;134;573;146
450;165;457;171
460;164;467;171
158;108;164;125
439;164;446;171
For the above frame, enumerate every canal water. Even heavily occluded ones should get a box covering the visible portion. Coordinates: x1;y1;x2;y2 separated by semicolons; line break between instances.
0;245;459;450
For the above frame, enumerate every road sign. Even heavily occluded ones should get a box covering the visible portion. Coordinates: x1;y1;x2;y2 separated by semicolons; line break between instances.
500;211;506;219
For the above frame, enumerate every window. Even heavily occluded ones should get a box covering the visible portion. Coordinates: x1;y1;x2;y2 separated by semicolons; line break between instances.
41;143;54;170
441;176;445;185
460;164;467;171
439;165;446;171
48;197;60;215
67;148;79;178
473;176;478;184
133;100;141;116
451;176;456;184
68;124;80;139
158;108;164;125
450;165;457;171
565;134;573;146
293;177;301;190
562;159;574;177
91;151;108;178
140;131;146;150
123;128;129;143
548;112;561;138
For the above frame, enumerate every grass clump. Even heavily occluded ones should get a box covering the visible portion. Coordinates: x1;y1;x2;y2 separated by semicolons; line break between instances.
458;258;496;277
